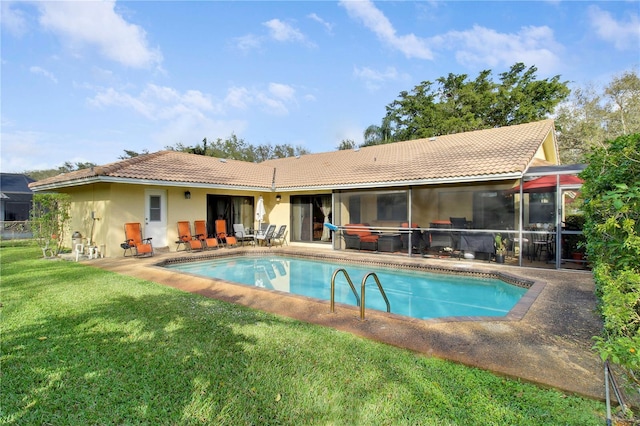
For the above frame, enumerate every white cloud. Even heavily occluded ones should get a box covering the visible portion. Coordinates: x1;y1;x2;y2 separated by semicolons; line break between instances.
439;25;562;74
307;13;334;33
224;83;298;116
235;19;314;51
234;34;263;52
0;129;97;172
268;83;296;101
339;0;433;60
225;86;252;110
263;18;306;43
88;84;216;122
30;66;58;83
37;0;162;68
353;66;405;91
588;5;640;51
1;2;28;37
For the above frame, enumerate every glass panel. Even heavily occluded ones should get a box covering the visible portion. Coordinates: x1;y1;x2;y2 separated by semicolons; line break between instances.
377;193;406;221
291;197;311;241
149;195;161;221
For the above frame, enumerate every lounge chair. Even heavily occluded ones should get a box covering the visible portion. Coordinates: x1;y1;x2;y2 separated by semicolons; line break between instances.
271;225;287;246
177;221;204;251
122;222;153;257
215;219;237;247
194;220;219;250
343;224;378;251
256;224;276;247
233;224;255;246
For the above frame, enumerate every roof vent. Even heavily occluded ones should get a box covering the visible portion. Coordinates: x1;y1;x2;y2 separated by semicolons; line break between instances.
219;158;227;163
429;137;437;141
354;147;360;152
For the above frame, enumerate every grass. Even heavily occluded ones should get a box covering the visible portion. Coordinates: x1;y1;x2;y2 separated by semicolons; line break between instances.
1;242;606;425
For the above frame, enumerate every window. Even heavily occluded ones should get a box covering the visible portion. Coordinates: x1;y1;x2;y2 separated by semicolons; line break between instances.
149;195;161;221
377;193;407;221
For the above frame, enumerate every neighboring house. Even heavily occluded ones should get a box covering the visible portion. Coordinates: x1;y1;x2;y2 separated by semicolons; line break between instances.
29;119;583;266
1;173;35;221
1;173;35;239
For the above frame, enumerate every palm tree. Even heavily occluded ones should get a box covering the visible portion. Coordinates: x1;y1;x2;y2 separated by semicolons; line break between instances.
362;115;393;146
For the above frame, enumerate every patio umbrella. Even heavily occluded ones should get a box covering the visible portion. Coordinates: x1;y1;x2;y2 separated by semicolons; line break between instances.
512;175;584;193
255;196;266;229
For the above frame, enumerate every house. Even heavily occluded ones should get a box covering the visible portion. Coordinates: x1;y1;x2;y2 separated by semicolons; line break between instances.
29;119;583;266
1;173;36;239
1;173;35;221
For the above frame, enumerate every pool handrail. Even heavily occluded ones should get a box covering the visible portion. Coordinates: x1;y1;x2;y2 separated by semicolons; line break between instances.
360;272;391;320
330;268;361;313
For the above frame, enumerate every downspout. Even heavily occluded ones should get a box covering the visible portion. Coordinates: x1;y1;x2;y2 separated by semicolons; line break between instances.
271;168;276;191
556;174;562;269
518;172;524;267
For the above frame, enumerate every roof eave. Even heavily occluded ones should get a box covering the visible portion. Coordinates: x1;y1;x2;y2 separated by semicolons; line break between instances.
30;176;272;192
274;172;524;192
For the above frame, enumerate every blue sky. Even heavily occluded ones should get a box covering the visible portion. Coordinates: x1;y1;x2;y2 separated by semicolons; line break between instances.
1;1;638;173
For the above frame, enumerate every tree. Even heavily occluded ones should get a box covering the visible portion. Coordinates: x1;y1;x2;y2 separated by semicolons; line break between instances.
166;134;310;162
555;68;640;163
119;149;149;159
25;161;97;181
30;193;72;258
374;63;570;142
336;139;357;150
362;115;393;147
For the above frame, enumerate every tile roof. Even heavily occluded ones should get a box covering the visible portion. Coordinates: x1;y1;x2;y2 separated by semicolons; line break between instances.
264;119;556;188
30;119;555;191
30;151;276;190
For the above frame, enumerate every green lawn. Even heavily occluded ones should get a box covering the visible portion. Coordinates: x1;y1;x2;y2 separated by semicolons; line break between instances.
1;243;605;425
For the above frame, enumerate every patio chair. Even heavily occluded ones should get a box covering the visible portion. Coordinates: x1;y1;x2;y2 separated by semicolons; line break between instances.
194;220;219;250
400;222;421;252
428;228;453;255
449;217;468;250
215;219;237;248
122;222;153;257
177;221;204;251
271;225;287;247
233;223;255;246
256;224;276;247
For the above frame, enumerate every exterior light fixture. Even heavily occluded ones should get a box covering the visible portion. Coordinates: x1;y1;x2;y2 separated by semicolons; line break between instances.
184;191;191;200
275;194;282;202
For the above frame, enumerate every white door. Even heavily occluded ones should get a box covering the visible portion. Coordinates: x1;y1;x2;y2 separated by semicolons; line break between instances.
145;189;167;247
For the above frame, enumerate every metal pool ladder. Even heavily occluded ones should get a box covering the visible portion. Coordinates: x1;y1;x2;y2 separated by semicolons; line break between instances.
330;269;391;321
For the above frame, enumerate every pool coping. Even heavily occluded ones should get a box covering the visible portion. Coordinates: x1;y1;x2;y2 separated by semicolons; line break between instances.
86;246;605;402
157;249;545;323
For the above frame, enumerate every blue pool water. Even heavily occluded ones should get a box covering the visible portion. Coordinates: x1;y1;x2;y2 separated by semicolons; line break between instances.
165;256;527;320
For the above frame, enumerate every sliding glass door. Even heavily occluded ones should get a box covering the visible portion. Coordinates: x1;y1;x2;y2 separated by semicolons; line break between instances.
290;195;332;243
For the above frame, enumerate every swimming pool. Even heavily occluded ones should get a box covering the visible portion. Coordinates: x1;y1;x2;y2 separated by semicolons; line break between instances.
165;255;528;320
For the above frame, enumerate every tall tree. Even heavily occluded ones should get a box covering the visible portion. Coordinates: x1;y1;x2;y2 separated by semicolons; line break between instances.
373;63;569;143
555;68;640;163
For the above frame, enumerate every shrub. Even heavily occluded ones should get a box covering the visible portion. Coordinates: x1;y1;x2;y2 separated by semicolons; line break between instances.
580;133;640;387
30;193;71;257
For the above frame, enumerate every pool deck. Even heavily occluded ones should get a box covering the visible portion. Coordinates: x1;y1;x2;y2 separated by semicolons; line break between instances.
85;246;606;401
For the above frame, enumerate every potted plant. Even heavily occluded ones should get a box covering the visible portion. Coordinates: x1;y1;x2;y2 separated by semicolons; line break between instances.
495;234;508;264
